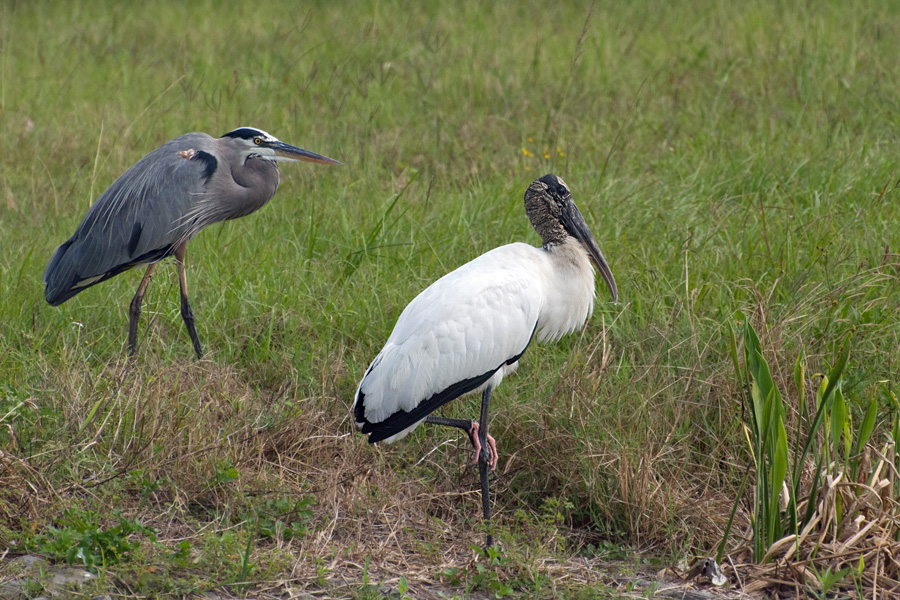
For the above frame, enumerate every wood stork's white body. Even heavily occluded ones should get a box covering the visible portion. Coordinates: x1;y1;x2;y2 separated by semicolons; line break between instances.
352;174;617;549
354;236;597;443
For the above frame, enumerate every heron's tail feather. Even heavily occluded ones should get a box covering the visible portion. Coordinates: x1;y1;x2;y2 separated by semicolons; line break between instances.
43;239;82;306
43;237;175;306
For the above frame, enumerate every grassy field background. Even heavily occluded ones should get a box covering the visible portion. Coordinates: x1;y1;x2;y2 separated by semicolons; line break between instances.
2;1;900;597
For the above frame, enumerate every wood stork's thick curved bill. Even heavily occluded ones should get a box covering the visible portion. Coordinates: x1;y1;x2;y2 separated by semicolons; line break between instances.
559;189;618;304
352;173;618;548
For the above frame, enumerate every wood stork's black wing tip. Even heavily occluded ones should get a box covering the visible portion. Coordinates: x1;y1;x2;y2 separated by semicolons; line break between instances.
353;391;367;423
364;430;389;444
355;333;536;447
353;396;372;443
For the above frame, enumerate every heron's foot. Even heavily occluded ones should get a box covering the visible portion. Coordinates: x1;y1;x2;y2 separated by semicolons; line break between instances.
468;421;498;471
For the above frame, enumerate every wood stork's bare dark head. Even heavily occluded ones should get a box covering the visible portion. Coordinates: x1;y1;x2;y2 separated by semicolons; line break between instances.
524;173;618;303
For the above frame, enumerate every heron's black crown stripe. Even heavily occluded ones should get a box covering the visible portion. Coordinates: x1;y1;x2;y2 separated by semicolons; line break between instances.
221;128;265;140
357;323;537;444
193;151;218;183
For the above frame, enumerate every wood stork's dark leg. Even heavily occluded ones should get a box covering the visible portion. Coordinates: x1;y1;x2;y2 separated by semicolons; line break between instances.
128;262;158;356
174;242;203;359
424;386;496;549
424;416;498;469
478;385;494;549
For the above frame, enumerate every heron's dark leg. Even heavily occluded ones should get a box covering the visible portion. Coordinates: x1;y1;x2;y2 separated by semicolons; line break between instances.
478;385;494;549
128;262;158;356
424;416;498;469
174;242;203;359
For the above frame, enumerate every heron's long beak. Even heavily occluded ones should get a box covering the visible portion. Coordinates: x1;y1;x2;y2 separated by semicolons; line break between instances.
272;141;342;165
561;198;618;304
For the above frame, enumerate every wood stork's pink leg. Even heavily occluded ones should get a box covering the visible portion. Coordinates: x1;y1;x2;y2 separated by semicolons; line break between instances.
425;385;497;550
468;421;498;471
477;385;494;549
423;416;498;471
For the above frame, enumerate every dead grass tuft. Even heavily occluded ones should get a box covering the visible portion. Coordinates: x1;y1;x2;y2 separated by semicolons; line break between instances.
0;449;56;544
727;440;900;596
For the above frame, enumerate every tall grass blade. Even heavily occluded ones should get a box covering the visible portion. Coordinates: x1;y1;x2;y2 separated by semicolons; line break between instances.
796;333;853;488
717;464;751;564
831;386;848;460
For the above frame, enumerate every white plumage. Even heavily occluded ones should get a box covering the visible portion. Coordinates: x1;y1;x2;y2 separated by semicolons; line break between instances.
354;238;598;442
352;173;617;548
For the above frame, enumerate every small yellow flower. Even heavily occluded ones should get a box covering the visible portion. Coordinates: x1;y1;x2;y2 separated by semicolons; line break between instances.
556;147;565;157
522;148;534;157
543;149;550;159
527;137;534;143
524;165;532;171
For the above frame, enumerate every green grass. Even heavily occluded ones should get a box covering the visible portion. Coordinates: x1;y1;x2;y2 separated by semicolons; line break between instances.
3;0;900;597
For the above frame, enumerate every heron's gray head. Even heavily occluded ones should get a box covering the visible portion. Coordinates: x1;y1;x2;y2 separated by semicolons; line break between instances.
220;127;341;165
524;174;618;303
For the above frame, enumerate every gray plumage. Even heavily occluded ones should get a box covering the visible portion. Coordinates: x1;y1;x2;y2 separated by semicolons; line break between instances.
44;127;340;357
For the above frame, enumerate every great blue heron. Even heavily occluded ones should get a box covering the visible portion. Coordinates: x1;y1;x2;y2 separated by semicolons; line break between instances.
43;127;340;357
353;174;618;548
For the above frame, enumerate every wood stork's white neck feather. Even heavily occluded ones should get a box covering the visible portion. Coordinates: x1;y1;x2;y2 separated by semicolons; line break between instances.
535;236;597;342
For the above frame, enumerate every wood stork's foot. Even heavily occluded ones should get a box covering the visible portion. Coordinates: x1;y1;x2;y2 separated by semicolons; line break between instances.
468;421;498;471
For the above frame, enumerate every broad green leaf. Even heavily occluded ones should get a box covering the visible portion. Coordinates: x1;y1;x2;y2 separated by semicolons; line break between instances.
821;333;852;404
831;386;846;455
850;395;878;478
767;419;789;546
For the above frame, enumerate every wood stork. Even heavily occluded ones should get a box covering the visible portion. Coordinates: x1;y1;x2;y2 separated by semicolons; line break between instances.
353;174;618;548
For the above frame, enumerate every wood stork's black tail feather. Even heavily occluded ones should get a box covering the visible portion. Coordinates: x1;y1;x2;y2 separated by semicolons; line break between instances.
360;366;497;443
358;330;536;444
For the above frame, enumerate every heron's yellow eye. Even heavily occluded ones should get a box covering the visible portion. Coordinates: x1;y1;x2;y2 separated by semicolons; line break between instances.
254;138;262;145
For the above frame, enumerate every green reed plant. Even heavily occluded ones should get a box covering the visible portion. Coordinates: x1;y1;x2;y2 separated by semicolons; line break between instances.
726;318;898;573
734;319;791;562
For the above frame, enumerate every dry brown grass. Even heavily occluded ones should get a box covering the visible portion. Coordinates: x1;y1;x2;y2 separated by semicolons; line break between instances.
1;344;745;597
723;441;900;597
5;297;895;599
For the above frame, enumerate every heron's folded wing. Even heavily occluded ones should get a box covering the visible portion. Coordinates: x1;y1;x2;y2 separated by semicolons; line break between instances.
44;133;216;304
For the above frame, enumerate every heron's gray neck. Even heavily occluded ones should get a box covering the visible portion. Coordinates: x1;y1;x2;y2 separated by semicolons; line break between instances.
225;158;280;219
